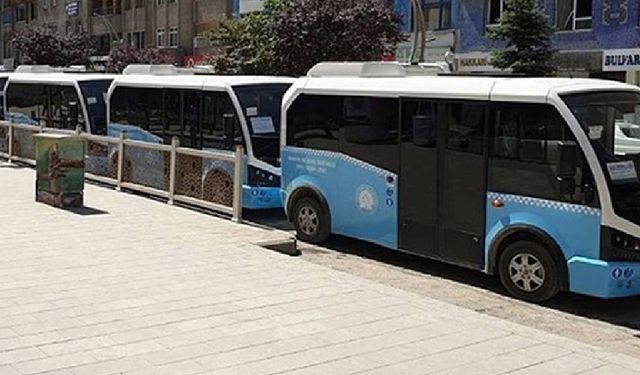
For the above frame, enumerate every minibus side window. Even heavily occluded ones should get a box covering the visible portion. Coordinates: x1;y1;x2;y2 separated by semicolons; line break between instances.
49;85;84;130
340;96;399;173
164;89;182;144
201;91;241;151
183;90;200;149
401;100;438;148
110;87;162;133
6;83;48;127
444;102;485;155
286;94;341;152
489;103;595;205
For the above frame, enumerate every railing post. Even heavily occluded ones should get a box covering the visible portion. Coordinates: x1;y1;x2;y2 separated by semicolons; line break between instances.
116;131;125;191
7;122;13;164
232;145;244;223
168;136;179;205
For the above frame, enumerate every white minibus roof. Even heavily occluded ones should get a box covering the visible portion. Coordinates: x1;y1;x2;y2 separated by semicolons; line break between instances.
291;76;636;103
7;72;116;85
111;74;296;91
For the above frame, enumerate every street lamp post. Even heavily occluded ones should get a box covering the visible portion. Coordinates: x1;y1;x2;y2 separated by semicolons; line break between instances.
409;0;426;64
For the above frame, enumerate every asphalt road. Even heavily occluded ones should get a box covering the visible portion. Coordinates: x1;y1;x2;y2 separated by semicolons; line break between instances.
246;209;640;360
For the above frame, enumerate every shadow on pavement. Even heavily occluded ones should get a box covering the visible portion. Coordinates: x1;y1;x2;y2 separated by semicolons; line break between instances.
64;206;109;216
248;209;640;332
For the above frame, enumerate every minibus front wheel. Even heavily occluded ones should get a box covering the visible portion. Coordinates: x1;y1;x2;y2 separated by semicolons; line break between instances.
292;196;330;244
498;240;560;302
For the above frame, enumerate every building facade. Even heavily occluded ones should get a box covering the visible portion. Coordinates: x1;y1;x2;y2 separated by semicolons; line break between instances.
1;0;233;68
397;0;640;83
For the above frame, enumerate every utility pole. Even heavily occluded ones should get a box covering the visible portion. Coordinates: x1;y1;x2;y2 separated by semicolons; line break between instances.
409;0;425;64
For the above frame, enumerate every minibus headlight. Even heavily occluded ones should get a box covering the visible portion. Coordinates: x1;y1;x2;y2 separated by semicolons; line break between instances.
612;230;640;252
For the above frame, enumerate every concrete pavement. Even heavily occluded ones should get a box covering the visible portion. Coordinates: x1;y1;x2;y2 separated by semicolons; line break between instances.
1;163;640;374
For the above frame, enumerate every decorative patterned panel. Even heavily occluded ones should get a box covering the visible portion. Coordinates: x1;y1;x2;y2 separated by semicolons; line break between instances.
122;145;169;191
603;0;629;26
175;153;236;207
12;128;38;160
0;126;7;154
85;140;112;178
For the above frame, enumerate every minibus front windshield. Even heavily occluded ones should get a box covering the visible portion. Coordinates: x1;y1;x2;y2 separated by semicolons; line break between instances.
233;83;291;167
562;91;640;226
78;79;112;135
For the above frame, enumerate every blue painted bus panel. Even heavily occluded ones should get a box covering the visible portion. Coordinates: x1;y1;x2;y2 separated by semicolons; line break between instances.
282;146;398;249
568;256;640;298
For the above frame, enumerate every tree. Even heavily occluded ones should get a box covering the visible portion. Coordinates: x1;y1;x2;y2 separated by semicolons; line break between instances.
13;25;95;66
487;0;555;77
207;0;291;75
208;0;403;76
273;0;403;76
106;44;175;73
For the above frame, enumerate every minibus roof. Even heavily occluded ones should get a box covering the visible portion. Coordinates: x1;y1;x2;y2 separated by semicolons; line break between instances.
111;74;296;91
291;76;635;103
7;72;116;84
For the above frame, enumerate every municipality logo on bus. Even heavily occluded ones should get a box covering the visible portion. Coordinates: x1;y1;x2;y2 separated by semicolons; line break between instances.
356;185;378;215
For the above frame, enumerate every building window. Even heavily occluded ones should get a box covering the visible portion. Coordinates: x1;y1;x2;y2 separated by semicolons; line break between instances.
127;31;145;48
4;41;12;59
169;27;178;47
167;0;176;3
156;28;165;47
3;7;14;25
486;0;505;25
424;0;451;30
157;0;165;5
557;0;592;30
16;4;26;22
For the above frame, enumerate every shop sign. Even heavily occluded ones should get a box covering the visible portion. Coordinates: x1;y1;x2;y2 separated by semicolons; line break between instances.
65;1;79;16
455;52;502;72
603;48;640;72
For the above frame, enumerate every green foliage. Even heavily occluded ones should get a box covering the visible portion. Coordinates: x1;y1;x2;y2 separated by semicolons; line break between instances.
106;44;175;73
208;0;291;74
487;0;555;77
13;25;95;66
208;0;402;76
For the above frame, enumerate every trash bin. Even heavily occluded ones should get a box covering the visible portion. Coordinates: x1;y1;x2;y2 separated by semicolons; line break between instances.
34;133;85;208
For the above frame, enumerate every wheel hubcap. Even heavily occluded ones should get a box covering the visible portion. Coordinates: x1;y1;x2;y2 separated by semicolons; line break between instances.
508;253;545;293
298;206;319;236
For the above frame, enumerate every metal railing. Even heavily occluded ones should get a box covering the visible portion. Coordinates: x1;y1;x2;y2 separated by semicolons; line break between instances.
0;121;244;222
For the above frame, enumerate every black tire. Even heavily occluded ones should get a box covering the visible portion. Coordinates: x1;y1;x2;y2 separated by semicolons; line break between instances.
292;196;330;244
498;240;560;303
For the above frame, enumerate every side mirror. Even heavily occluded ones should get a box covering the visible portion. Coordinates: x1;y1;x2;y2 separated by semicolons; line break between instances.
69;101;79;130
223;113;237;149
557;141;578;196
557;141;578;178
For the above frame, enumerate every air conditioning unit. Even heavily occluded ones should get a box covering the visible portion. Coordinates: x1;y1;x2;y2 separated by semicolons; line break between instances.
193;36;209;49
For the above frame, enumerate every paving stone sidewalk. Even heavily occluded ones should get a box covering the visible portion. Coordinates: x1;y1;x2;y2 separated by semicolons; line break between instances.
0;163;639;375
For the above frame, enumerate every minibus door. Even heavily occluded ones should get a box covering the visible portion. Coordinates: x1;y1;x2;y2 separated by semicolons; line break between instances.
437;101;487;269
399;100;487;269
398;100;439;257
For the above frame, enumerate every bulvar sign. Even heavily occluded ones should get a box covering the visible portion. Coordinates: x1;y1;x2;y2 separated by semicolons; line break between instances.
603;48;640;72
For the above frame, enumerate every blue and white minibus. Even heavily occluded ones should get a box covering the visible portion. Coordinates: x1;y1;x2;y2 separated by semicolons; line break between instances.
4;69;114;133
281;62;640;301
107;70;295;209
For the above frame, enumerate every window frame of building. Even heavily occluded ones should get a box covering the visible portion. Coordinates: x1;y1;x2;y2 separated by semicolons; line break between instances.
16;4;27;22
557;0;592;31
486;0;505;26
156;28;166;47
169;27;178;47
423;0;452;31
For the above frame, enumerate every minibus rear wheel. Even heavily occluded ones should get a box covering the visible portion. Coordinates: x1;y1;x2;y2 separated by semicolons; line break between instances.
498;240;560;302
292;196;330;244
